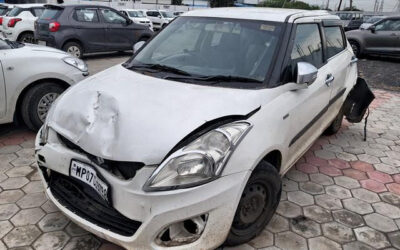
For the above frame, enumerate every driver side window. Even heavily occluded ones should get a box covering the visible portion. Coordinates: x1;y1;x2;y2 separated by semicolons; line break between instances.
375;19;400;31
100;9;127;24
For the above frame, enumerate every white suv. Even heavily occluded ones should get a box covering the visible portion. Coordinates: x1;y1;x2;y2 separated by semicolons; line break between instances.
1;4;44;43
120;9;153;31
35;8;373;250
146;10;174;30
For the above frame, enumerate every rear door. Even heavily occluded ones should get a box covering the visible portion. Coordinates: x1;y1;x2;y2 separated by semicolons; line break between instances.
99;8;134;50
0;59;5;118
322;23;354;117
365;18;400;54
281;22;332;168
72;7;106;52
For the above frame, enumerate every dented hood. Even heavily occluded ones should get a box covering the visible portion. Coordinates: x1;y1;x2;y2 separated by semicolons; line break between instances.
48;65;266;165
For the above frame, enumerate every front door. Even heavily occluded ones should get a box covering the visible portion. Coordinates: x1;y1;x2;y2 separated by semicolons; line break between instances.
99;8;133;50
365;18;400;54
281;23;333;170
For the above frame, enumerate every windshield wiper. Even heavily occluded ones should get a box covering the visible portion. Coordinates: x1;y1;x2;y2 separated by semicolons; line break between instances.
164;75;263;84
129;63;192;76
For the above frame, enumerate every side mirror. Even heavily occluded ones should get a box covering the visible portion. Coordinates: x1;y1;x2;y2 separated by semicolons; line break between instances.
369;26;376;33
296;62;318;87
133;41;145;54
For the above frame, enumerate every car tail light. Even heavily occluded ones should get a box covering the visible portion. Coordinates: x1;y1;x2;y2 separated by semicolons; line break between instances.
0;17;3;25
8;18;22;28
49;21;60;32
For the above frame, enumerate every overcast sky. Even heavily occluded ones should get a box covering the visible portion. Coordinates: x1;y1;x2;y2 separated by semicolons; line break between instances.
300;0;399;12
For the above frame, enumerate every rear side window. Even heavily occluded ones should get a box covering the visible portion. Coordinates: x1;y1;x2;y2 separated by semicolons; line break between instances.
291;23;323;68
40;8;61;20
31;8;44;17
147;11;158;17
7;7;24;17
324;26;345;59
0;8;8;16
74;8;99;23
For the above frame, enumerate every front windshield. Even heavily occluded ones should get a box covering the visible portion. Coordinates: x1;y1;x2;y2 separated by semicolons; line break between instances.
338;13;352;20
127;17;282;85
161;11;174;18
128;10;145;18
369;17;383;23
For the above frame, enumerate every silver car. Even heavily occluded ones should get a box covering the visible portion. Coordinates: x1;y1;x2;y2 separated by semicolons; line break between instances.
0;38;88;130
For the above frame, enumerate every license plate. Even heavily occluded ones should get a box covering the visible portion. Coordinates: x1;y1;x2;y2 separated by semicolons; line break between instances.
38;40;46;46
70;160;110;203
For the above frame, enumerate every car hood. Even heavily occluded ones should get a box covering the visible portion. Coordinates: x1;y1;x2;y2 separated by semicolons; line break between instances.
132;17;150;22
23;43;68;55
47;65;267;165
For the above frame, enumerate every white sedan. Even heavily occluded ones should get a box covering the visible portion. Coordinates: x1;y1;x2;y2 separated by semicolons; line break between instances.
0;39;88;130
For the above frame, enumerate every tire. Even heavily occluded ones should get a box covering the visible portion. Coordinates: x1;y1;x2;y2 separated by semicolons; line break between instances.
323;107;344;136
21;83;66;131
18;32;36;44
63;41;83;58
225;161;282;246
349;40;361;57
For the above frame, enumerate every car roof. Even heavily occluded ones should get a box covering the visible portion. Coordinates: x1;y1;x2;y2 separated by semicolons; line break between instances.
183;7;335;23
14;4;44;8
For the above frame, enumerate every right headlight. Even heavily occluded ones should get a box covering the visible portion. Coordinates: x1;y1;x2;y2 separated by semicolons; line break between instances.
144;121;252;191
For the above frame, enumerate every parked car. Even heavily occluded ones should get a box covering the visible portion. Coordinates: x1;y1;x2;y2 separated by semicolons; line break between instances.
120;9;153;31
146;10;174;30
359;15;386;30
1;4;44;43
336;11;364;31
0;38;88;130
35;5;153;58
35;8;373;250
0;4;13;33
173;11;184;16
346;16;400;57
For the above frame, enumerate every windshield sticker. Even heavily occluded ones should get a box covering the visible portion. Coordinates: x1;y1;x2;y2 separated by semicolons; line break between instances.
260;24;275;31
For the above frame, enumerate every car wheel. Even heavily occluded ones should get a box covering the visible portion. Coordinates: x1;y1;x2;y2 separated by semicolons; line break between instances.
323;107;344;136
63;42;83;58
225;161;281;246
18;32;36;44
349;41;360;57
21;83;66;131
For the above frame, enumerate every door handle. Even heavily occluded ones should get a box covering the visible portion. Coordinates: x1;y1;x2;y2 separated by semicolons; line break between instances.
350;56;358;65
325;74;334;87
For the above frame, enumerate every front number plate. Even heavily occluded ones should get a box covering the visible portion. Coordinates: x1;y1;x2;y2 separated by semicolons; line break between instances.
70;160;109;203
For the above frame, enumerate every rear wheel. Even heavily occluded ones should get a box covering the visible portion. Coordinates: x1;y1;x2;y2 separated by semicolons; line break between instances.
324;107;344;135
63;41;83;58
225;161;281;246
349;40;361;57
21;83;66;131
18;32;36;44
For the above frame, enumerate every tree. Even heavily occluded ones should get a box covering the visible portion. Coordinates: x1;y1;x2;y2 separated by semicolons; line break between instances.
172;0;183;5
343;6;361;11
209;0;235;7
258;0;320;10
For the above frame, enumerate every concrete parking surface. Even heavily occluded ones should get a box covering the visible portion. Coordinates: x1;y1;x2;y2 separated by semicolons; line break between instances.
0;55;399;250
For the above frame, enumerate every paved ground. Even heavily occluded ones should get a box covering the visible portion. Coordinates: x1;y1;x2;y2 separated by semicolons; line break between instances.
0;55;399;250
358;56;400;91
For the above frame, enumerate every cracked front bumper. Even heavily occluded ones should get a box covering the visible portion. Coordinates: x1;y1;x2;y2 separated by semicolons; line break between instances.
35;129;250;250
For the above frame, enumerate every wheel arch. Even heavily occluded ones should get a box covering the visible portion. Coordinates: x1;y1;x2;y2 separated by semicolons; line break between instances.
14;78;70;123
259;150;282;172
17;30;34;41
61;38;84;51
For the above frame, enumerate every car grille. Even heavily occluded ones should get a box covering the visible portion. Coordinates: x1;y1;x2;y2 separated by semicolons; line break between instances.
48;170;142;236
57;134;144;180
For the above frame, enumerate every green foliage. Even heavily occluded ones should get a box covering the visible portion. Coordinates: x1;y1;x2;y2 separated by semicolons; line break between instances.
209;0;235;7
172;0;183;5
257;0;320;10
343;6;361;11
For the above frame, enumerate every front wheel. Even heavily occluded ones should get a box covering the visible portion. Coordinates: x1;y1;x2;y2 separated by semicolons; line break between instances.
349;40;361;57
323;107;344;135
225;161;281;246
21;83;66;131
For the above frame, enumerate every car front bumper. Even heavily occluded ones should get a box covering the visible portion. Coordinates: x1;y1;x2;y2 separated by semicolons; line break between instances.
35;129;249;250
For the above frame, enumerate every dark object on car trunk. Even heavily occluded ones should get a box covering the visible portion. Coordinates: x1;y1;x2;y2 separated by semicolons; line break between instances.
344;77;375;123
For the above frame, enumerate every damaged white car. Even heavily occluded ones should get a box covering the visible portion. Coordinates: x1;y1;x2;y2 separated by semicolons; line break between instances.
35;8;374;250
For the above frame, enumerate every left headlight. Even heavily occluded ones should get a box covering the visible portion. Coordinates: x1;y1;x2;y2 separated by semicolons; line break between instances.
63;57;88;72
144;121;252;191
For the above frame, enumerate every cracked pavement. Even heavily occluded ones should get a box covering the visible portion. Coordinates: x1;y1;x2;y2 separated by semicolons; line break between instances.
0;55;399;249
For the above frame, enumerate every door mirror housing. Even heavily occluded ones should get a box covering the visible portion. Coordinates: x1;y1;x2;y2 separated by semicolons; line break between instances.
296;62;318;87
133;41;146;54
368;26;376;33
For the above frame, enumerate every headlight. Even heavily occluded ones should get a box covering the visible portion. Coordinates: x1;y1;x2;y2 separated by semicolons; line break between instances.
63;57;88;72
144;121;252;191
39;122;49;145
